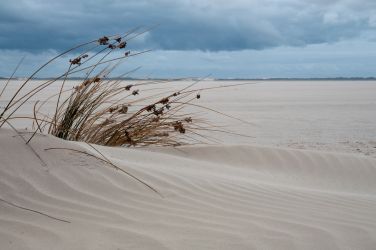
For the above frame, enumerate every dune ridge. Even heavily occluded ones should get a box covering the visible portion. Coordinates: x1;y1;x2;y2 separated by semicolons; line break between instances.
1;128;376;249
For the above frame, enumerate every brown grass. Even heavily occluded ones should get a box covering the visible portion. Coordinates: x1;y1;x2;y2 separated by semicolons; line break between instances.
0;29;251;147
0;29;254;196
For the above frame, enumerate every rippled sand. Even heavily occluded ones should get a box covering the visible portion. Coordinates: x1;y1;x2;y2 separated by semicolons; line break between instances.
1;80;376;249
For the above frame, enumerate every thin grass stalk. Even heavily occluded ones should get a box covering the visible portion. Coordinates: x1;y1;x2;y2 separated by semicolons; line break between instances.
0;55;26;98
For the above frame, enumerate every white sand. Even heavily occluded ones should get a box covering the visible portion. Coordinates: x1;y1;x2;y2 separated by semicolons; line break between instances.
1;80;376;249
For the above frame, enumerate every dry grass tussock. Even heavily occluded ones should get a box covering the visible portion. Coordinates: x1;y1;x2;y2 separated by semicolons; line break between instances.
0;28;251;147
0;28;253;197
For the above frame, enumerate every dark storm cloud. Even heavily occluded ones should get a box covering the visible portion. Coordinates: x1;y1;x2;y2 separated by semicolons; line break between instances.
0;0;375;52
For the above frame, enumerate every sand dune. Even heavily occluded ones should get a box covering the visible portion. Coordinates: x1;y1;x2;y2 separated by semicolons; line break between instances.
1;80;376;249
1;128;376;249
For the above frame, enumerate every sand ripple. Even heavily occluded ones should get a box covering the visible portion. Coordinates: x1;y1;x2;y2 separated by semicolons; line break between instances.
1;129;376;249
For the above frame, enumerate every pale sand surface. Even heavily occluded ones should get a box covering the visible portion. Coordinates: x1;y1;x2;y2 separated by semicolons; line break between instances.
1;80;376;249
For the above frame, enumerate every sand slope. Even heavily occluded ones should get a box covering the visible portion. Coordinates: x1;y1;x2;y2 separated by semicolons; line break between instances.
1;128;376;250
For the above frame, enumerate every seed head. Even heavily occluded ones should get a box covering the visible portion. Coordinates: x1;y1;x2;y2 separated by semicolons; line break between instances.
109;106;118;113
98;36;109;45
69;56;82;65
82;79;91;86
159;97;169;105
125;84;133;90
184;117;192;123
119;105;128;114
146;104;155;112
173;121;185;133
108;44;116;49
118;41;127;49
153;108;164;116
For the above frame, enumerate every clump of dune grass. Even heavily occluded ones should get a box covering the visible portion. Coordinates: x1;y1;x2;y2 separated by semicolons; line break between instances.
0;28;251;148
47;73;203;147
0;28;253;196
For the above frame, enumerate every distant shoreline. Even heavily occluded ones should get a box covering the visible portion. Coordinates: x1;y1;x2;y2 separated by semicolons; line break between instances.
2;77;376;81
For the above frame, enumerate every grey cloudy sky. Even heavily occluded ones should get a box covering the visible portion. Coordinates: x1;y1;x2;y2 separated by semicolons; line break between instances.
1;0;376;78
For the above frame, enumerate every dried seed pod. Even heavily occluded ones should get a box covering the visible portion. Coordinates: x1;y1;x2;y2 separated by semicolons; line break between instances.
119;105;128;114
108;44;116;49
115;37;122;43
184;117;192;123
159;97;169;104
146;104;155;112
69;57;82;65
125;84;133;90
98;36;109;45
118;41;127;49
132;90;139;96
82;79;91;86
153;108;164;116
166;104;171;110
173;121;185;133
109;106;118;113
196;93;201;99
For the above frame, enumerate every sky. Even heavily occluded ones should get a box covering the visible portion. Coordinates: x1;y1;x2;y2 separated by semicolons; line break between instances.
1;0;376;78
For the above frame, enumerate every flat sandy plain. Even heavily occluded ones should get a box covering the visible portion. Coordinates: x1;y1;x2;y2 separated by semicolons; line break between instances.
1;80;376;249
